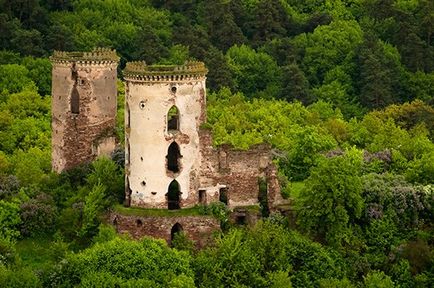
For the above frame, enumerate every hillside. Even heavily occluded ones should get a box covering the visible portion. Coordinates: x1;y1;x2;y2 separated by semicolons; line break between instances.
0;0;433;287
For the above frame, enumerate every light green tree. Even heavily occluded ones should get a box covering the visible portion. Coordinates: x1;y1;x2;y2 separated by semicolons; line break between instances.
297;148;364;248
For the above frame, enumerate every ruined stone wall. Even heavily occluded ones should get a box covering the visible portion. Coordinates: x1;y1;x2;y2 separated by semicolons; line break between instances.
198;130;281;209
51;50;119;172
124;62;207;209
110;213;220;248
122;61;281;211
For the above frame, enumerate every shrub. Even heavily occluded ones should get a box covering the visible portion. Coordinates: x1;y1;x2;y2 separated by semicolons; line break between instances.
0;200;21;242
20;193;58;237
363;271;394;288
48;237;194;287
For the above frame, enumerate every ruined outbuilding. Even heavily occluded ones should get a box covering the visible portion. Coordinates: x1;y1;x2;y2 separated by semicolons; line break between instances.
51;49;286;246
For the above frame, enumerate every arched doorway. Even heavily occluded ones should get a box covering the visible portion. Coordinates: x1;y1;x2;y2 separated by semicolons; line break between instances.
167;180;181;210
170;222;183;243
167;142;181;173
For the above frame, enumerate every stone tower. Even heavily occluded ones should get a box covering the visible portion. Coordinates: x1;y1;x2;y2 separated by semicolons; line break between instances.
50;48;119;172
123;61;208;208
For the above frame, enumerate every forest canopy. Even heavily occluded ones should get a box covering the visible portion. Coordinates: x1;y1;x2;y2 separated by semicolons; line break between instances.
0;0;433;287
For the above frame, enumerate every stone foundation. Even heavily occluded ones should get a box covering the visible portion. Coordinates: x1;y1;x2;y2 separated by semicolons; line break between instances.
110;212;220;248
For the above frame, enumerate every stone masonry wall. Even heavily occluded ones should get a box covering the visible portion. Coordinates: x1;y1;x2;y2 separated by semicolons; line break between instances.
110;213;220;248
198;130;281;209
51;58;118;172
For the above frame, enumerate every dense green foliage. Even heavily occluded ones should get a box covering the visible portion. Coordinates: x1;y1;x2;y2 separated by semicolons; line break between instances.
0;0;433;287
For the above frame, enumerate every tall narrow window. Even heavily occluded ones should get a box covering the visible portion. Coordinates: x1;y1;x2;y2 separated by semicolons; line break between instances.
71;87;79;114
126;103;130;128
167;106;179;131
167;142;181;173
127;140;131;165
167;180;181;210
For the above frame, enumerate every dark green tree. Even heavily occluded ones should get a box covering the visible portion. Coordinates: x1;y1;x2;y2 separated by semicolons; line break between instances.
356;34;407;109
279;63;311;104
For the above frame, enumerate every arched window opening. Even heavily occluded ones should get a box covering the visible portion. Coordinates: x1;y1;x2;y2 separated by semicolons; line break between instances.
167;142;181;173
71;87;79;114
167;106;179;131
170;222;183;243
167;180;181;210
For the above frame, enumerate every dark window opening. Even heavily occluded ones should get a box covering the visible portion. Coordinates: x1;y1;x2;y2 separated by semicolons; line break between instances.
167;106;179;131
139;101;146;109
127;141;131;165
171;86;177;94
258;178;269;217
126;104;130;128
167;142;181;173
170;222;183;243
71;87;79;114
136;219;143;227
125;177;132;207
199;190;206;205
236;215;246;225
219;187;228;205
167;180;181;210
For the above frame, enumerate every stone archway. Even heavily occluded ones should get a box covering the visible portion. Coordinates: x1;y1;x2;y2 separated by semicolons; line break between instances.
166;142;181;173
167;180;181;210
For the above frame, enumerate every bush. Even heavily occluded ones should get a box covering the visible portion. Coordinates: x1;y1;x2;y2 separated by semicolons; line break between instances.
48;237;194;287
92;224;117;245
20;193;58;237
171;231;195;253
363;271;394;288
194;221;348;287
0;199;21;242
0;239;18;267
0;266;41;288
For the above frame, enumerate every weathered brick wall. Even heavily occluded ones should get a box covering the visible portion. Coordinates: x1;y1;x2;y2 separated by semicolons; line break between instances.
198;130;281;208
110;213;220;248
51;59;118;172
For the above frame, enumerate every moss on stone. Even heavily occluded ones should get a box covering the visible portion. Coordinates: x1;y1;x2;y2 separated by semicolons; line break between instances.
113;204;205;217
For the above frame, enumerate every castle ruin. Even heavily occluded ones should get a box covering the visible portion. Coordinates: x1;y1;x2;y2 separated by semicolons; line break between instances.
51;48;286;246
50;48;119;172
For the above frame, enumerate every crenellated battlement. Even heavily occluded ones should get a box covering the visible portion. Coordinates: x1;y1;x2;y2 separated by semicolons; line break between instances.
50;47;119;65
123;61;208;81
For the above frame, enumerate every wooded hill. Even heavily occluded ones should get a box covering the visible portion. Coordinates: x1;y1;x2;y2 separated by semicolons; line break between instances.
0;0;433;287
